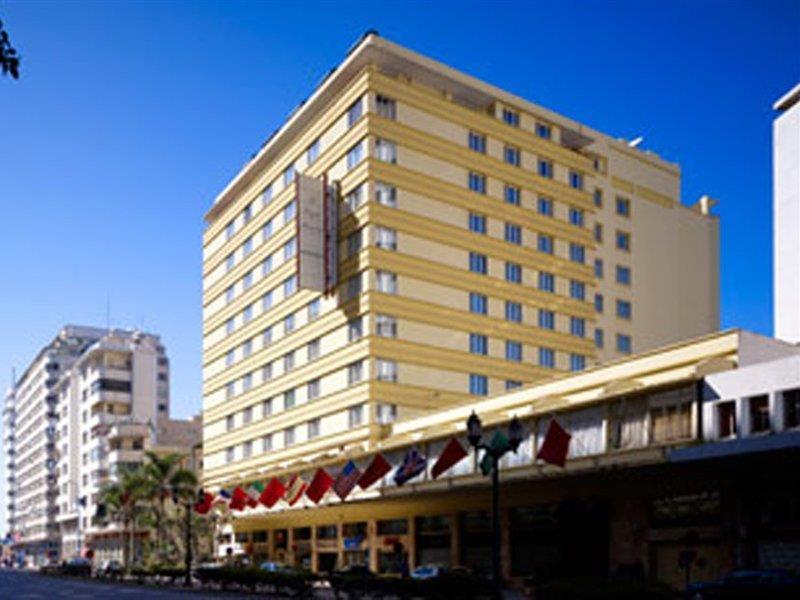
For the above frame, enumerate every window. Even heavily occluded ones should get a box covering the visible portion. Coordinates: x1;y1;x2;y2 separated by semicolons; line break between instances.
505;301;522;323
243;406;253;424
469;333;488;355
262;398;273;417
376;270;398;294
243;271;253;291
308;419;321;439
468;131;486;153
283;237;297;261
307;138;320;164
502;108;519;127
225;220;235;241
570;354;586;372
262;185;273;207
243;203;253;224
261;290;273;312
263;362;273;381
717;401;736;438
242;339;252;358
283;389;295;410
225;253;235;272
284;427;295;447
307;379;321;401
539;348;555;369
537;160;553;179
468;212;487;234
226;349;235;367
346;229;362;257
348;404;364;427
375;138;397;163
506;380;523;391
226;415;234;432
242;372;253;392
376;94;396;119
470;292;488;315
504;185;520;205
283;274;297;296
570;280;586;300
594;328;604;348
538;271;555;292
283;200;296;222
281;351;294;373
616;300;632;320
506;341;522;362
377;403;398;425
469;374;488;396
345;185;364;212
347;99;363;127
594;293;604;313
594;258;604;279
505;262;522;283
505;223;522;245
345;274;362;300
225;285;234;304
535;123;551;139
348;317;363;342
376;314;397;337
283;313;295;334
616;231;631;251
593;188;603;207
262;254;273;276
242;237;254;258
469;252;488;274
346;142;364;170
537;234;554;254
569;171;583;190
225;447;235;463
569;208;584;227
569;243;586;264
225;318;234;336
347;361;364;385
784;388;800;429
616;196;631;217
749;395;770;433
570;317;586;337
262;434;272;451
242;305;253;324
376;359;398;382
538;309;555;330
504;145;520;166
307;338;321;361
283;164;296;187
594;223;603;243
375;182;396;207
376;227;397;250
537;197;553;216
307;298;321;321
616;334;632;354
468;172;487;194
616;265;632;285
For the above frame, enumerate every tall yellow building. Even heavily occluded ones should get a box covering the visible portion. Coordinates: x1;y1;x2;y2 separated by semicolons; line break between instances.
201;34;718;491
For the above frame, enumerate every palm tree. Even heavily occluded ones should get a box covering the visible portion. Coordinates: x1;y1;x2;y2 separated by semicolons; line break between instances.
98;466;152;569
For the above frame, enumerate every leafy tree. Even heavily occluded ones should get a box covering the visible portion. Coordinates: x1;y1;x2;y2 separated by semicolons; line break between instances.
97;466;153;569
0;19;20;79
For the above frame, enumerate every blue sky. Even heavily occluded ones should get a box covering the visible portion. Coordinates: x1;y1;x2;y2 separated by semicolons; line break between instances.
0;1;797;531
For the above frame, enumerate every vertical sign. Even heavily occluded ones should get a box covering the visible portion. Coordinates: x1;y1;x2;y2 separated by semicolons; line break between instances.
325;179;340;293
296;174;325;292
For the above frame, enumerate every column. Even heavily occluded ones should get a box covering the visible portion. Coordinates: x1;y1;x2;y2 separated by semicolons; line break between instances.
500;507;512;581
449;512;461;567
310;525;318;573
368;520;379;573
407;516;417;570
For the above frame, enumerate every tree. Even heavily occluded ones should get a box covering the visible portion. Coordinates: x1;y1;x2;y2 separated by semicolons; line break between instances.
0;19;20;79
97;467;152;569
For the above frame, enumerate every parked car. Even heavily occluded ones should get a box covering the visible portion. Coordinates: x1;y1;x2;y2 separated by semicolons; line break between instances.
62;556;92;577
96;559;122;577
410;564;446;580
686;569;800;599
259;560;293;573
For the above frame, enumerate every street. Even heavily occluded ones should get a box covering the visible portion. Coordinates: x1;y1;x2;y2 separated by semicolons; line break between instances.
0;569;253;599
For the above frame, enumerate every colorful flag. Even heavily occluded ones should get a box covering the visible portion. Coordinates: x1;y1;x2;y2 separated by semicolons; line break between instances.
431;437;468;479
246;481;264;508
536;418;571;467
259;478;286;508
214;488;231;506
230;487;248;511
333;460;361;500
284;474;307;506
394;448;427;486
480;430;511;475
306;468;334;504
194;492;214;514
357;453;392;490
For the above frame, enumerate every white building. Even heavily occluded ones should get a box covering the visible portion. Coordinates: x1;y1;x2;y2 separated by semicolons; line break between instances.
774;83;800;344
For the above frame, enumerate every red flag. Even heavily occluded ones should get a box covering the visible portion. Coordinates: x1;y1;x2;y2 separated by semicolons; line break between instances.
431;437;468;479
194;492;214;514
259;478;285;508
357;453;391;490
537;419;571;467
284;475;307;506
306;468;334;504
230;487;248;511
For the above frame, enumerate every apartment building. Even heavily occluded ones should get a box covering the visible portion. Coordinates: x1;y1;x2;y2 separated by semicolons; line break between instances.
201;34;719;488
2;325;107;565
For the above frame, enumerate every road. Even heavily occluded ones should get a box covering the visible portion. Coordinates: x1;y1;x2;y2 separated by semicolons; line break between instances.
0;569;253;599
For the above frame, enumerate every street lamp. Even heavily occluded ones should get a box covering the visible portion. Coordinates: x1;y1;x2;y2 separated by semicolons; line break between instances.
172;485;205;587
465;411;525;595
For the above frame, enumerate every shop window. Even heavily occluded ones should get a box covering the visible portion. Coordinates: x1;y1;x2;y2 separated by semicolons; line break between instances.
749;395;770;433
717;401;736;438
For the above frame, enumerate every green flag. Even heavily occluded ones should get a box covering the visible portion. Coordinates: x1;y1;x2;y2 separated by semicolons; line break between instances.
247;481;264;501
480;430;510;475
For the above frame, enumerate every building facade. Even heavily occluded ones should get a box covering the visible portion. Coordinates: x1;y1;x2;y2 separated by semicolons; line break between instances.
201;34;719;494
774;83;800;344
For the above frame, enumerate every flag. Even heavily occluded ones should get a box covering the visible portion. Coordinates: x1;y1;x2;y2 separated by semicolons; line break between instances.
284;474;307;506
246;481;264;508
431;437;468;479
214;488;232;506
537;418;571;467
194;492;214;514
260;478;286;508
394;448;427;486
480;430;511;475
333;460;361;500
306;468;334;504
230;487;248;511
358;453;392;490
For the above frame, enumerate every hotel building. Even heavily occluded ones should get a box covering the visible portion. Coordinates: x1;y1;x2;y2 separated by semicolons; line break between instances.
201;33;719;489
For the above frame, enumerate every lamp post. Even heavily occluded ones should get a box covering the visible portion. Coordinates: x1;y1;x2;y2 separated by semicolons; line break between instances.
172;486;204;587
466;411;525;596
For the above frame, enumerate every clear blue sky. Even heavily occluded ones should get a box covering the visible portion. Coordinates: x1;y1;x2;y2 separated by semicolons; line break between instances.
0;1;797;531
